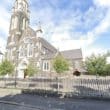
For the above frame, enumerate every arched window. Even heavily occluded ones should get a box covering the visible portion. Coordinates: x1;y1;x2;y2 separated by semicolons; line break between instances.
14;16;18;29
11;18;14;30
11;35;14;42
24;45;27;57
22;18;25;30
27;43;33;57
20;44;28;58
19;45;24;57
43;61;50;71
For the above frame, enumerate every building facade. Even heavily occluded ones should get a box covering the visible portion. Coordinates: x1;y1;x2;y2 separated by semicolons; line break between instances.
6;0;83;78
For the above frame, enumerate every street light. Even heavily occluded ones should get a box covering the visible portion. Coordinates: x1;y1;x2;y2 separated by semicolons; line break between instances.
15;50;19;87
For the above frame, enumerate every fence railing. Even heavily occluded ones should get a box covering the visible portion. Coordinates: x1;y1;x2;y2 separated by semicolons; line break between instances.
0;76;110;98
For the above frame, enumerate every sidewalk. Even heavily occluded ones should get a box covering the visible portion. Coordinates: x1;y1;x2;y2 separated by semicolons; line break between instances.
0;88;21;98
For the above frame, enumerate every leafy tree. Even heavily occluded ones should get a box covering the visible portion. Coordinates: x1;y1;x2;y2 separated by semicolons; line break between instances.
53;54;69;74
0;59;14;76
104;64;110;76
24;63;39;77
85;54;110;76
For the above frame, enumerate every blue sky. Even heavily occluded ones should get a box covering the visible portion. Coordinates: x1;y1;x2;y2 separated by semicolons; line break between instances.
0;0;110;58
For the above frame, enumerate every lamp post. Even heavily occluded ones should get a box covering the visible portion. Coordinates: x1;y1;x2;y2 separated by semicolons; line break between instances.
15;50;19;87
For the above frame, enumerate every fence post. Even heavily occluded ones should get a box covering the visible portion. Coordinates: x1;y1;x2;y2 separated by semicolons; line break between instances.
96;75;100;97
57;77;59;93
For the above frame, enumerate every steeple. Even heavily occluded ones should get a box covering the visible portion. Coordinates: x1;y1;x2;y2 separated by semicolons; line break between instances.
36;21;43;38
9;0;30;37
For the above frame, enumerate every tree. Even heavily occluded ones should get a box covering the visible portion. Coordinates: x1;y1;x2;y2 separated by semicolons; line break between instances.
0;59;14;76
24;63;39;77
104;64;110;76
85;54;110;76
53;54;69;74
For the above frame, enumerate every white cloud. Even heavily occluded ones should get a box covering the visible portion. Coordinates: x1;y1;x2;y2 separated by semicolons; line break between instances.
0;37;6;53
0;7;10;35
82;46;107;59
50;7;110;57
0;0;110;58
94;10;110;34
94;0;110;7
0;0;11;53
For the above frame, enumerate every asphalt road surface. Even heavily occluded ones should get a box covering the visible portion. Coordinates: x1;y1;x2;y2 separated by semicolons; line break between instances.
0;92;110;110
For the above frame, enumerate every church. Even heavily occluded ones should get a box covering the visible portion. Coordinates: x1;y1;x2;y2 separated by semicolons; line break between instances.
6;0;83;78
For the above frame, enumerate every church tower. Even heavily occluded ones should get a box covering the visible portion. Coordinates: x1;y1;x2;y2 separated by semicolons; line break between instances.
8;0;30;45
5;0;61;78
6;0;30;61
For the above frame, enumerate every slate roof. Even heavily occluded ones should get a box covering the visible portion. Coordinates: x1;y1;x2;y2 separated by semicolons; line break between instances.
22;27;57;54
42;53;56;60
22;26;36;38
61;49;83;60
21;27;82;61
39;37;57;53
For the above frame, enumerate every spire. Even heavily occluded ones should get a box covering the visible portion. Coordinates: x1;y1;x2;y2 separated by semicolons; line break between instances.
37;21;43;32
36;21;43;38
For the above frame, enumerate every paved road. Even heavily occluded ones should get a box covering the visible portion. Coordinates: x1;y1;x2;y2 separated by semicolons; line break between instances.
0;93;110;110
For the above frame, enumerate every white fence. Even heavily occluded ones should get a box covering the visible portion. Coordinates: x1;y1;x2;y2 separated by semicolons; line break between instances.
0;75;110;98
67;76;110;98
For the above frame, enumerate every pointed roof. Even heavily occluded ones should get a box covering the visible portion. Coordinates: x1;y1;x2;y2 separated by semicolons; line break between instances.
36;21;43;33
22;26;36;38
61;49;83;59
42;53;56;59
38;37;57;53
